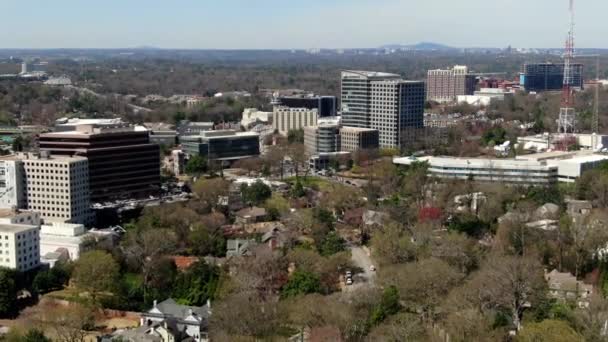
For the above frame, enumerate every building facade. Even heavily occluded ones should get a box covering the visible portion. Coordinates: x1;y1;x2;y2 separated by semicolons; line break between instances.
278;96;337;117
521;63;584;92
339;127;379;152
22;154;91;224
341;70;402;128
426;65;477;103
39;124;160;202
272;107;318;135
181;130;260;161
0;223;40;272
0;160;25;209
304;124;341;155
370;80;425;149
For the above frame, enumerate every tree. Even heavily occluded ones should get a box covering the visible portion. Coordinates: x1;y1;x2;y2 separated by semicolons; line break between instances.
281;270;322;299
240;180;272;206
458;254;547;331
12;136;24;152
189;224;226;257
318;231;345;257
371;223;418;265
72;250;120;303
380;258;463;321
0;268;17;318
172;261;220;306
369;286;401;326
143;257;177;303
23;329;51;342
286;143;309;178
367;312;427;342
192;178;230;210
264;145;287;179
36;303;95;342
287;128;304;144
185;155;207;175
33;264;70;294
516;320;584;342
568;210;608;277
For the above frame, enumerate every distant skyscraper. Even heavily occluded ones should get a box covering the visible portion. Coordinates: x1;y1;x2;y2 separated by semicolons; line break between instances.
20;62;29;75
426;65;477;103
341;71;425;149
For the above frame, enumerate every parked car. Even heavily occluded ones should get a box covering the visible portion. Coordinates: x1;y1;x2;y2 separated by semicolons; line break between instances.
346;278;353;285
370;265;376;272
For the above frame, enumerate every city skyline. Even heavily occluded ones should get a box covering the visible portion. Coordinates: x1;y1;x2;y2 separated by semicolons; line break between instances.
2;0;607;49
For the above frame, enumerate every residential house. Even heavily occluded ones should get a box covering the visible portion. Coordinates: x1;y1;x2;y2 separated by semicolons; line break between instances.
104;299;210;342
261;228;289;250
226;239;256;257
545;269;593;308
235;207;267;224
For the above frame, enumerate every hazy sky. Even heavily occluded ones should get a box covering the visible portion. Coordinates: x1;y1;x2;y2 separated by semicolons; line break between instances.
1;0;606;49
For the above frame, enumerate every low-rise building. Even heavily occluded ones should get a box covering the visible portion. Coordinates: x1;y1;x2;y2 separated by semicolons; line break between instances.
395;151;608;185
309;152;351;171
181;130;260;162
241;108;273;129
339;127;379;152
178;121;214;136
304;124;341;155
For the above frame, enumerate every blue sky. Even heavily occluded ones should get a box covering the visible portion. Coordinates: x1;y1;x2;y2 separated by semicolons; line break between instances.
1;0;606;49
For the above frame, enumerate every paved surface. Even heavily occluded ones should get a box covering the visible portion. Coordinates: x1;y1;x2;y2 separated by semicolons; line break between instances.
345;246;376;292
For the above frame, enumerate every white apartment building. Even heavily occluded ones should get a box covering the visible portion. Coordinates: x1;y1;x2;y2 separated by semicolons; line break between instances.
0;223;40;272
273;106;318;135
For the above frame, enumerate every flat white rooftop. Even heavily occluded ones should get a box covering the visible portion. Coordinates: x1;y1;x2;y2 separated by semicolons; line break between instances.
0;224;38;234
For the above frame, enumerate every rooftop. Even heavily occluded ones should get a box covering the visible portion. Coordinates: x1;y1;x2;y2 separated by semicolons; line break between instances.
340;126;378;133
342;70;401;78
0;223;38;234
0;153;87;162
0;209;37;218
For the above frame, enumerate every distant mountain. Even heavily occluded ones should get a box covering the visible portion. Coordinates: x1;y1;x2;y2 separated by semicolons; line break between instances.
380;42;457;51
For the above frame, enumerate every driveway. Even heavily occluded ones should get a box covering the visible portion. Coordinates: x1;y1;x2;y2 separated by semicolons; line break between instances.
344;246;377;292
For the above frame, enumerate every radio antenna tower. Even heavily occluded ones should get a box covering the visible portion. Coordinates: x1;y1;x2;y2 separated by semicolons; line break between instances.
557;0;576;134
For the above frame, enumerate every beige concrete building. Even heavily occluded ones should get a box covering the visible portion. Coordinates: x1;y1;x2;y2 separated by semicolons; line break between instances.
0;154;91;225
426;65;476;103
273;106;318;135
22;154;90;224
339;127;379;152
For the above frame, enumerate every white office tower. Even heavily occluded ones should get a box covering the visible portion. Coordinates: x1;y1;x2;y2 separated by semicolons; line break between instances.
0;160;26;209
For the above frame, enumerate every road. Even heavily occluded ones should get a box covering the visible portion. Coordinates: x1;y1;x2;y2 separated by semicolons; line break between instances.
345;246;377;292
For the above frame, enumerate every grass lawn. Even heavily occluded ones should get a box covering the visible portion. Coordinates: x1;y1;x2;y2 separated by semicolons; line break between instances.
285;176;334;191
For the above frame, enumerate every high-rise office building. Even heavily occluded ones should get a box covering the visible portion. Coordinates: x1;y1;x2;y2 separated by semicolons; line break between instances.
370;80;425;148
426;65;477;103
39;124;160;202
520;63;584;92
341;71;424;149
278;96;337;117
0;153;91;225
341;71;402;128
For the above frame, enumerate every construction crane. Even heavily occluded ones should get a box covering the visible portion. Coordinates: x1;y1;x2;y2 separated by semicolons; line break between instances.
557;0;577;135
